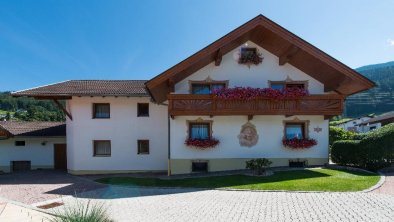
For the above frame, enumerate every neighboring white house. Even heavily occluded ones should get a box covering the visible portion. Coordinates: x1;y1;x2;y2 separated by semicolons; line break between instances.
334;116;373;132
357;111;394;133
0;121;66;173
12;15;375;175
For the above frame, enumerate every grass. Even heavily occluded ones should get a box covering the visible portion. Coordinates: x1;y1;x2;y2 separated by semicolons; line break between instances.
96;169;380;192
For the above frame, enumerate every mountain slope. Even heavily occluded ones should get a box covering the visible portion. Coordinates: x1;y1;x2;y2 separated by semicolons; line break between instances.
345;61;394;117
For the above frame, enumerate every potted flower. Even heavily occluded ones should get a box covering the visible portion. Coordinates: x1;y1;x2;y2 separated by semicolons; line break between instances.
282;138;317;149
245;158;272;175
185;138;220;149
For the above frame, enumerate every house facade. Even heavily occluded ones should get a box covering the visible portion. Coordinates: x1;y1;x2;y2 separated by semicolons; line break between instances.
357;111;394;133
334;116;372;132
12;15;374;175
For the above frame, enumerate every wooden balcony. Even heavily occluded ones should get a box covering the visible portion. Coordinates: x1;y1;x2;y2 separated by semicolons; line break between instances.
168;94;344;117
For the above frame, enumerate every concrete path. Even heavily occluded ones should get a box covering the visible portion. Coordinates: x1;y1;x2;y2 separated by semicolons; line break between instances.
0;201;53;222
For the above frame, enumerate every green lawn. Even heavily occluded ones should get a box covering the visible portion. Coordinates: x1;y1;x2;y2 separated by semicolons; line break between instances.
96;169;380;192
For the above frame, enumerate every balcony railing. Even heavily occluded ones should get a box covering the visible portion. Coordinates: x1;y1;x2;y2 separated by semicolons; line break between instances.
168;94;344;116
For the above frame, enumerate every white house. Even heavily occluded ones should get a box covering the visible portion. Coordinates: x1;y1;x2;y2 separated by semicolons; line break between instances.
357;111;394;133
334;116;372;132
0;121;66;173
12;15;374;175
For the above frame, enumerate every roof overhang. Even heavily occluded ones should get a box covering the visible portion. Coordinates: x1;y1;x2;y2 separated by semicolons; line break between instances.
146;14;375;103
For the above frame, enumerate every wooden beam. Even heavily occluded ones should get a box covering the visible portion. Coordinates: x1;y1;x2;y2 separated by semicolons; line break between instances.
279;45;299;65
214;49;223;66
53;99;73;120
167;79;175;93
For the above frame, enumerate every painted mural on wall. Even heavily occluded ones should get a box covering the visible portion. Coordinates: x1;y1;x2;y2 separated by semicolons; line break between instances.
238;122;259;147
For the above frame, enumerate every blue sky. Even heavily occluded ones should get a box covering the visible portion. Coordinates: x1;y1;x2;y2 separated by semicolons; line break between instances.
1;0;393;91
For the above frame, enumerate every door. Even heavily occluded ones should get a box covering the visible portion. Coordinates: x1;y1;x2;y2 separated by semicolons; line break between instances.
54;144;67;170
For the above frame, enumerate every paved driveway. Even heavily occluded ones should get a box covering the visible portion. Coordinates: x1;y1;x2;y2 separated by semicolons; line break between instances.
52;186;394;222
0;170;105;204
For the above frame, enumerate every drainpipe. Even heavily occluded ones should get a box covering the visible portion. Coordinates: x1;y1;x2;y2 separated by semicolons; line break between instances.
168;114;171;176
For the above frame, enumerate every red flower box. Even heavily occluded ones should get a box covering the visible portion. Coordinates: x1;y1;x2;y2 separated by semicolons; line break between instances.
282;138;317;149
213;87;309;100
185;138;220;149
238;52;263;65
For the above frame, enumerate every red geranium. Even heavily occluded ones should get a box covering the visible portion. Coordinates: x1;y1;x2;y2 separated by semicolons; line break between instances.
185;138;220;149
213;87;309;100
282;138;317;149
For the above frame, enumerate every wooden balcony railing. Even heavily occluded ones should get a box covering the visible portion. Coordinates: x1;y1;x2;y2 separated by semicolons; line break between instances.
168;94;344;116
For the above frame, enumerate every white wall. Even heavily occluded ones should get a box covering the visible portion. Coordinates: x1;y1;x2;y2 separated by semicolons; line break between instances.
175;41;325;94
67;96;168;172
170;115;328;159
0;137;66;172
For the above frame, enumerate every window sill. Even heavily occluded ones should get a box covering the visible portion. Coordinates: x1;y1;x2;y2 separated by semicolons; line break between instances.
93;155;111;157
137;115;149;117
138;153;150;155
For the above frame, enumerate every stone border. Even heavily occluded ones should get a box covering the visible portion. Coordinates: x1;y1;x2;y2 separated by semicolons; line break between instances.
0;196;58;217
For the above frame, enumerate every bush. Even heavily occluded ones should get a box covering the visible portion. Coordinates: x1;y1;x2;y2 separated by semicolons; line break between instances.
329;126;355;145
331;140;361;165
50;199;113;222
246;158;272;175
331;123;394;170
358;123;394;170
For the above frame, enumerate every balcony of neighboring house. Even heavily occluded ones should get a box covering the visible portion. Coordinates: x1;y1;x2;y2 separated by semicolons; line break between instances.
168;94;345;118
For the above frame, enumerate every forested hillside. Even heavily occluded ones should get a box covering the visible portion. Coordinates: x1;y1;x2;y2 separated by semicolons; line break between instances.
345;62;394;117
0;92;65;121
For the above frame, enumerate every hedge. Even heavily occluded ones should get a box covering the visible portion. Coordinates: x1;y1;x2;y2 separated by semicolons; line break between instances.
329;126;354;145
331;123;394;170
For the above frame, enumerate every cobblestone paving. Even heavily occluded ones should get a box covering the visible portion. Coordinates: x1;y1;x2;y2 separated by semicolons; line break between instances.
0;170;106;204
53;186;394;222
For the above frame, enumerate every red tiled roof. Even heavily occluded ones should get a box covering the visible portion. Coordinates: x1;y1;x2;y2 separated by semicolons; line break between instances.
12;80;148;97
0;121;66;137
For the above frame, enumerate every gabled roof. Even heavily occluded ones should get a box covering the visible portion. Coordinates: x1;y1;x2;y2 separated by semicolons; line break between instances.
357;112;394;126
146;14;375;103
12;80;149;99
0;121;66;137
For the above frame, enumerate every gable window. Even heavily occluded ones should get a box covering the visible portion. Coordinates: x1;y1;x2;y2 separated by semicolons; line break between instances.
93;103;110;119
270;82;305;90
240;47;257;58
15;141;25;146
191;83;226;95
188;122;212;140
93;140;111;156
137;103;149;117
137;140;149;154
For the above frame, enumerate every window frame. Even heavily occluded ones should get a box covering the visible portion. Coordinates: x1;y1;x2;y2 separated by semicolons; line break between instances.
93;140;111;157
137;103;150;117
188;79;229;94
137;140;150;155
187;120;213;140
268;80;308;90
283;120;310;140
92;103;110;119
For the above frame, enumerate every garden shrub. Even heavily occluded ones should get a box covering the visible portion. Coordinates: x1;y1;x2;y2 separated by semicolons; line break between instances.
331;140;361;166
329;126;354;145
331;123;394;170
246;158;272;175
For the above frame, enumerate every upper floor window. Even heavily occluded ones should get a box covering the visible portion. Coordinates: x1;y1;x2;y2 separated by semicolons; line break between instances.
188;122;212;140
191;83;226;95
271;83;305;90
93;103;110;119
137;103;149;117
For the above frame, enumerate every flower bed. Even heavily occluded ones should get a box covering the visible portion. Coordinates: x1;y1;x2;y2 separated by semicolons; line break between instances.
185;138;220;149
213;87;309;100
282;138;317;149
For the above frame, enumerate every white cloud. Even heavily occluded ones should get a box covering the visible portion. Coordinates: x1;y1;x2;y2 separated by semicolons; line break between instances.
387;38;394;46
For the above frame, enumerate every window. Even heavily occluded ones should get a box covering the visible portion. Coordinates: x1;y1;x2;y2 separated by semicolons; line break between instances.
137;140;149;154
191;83;226;95
240;47;257;58
93;140;111;156
269;80;307;90
189;122;211;140
285;123;305;139
15;141;25;146
192;162;208;172
137;103;149;117
93;103;110;119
